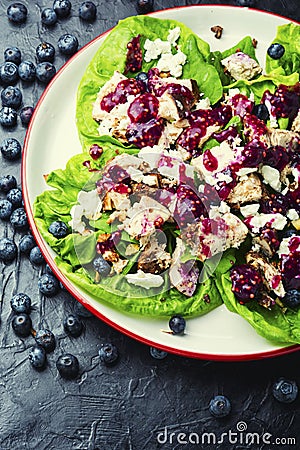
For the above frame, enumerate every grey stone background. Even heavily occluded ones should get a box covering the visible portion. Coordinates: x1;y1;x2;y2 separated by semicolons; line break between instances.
0;1;299;449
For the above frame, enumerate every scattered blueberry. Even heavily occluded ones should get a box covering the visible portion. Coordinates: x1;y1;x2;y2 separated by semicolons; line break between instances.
10;293;31;314
58;33;78;56
0;174;17;193
92;255;111;277
135;71;148;86
99;343;119;365
36;42;55;63
252;104;270;122
169;315;186;335
136;0;154;14
19;234;35;254
53;0;72;19
73;301;93;318
29;246;45;265
35;329;56;353
272;378;298;403
29;345;47;370
38;273;59;297
267;43;285;60
0;107;17;127
45;263;54;275
48;220;69;239
235;0;256;6
7;187;22;208
41;8;57;26
0;237;17;263
56;353;79;379
18;61;36;82
282;289;300;309
1;86;22;109
209;395;232;418
12;313;32;337
0;138;21;160
0;62;19;85
149;347;168;360
20;105;34;126
4;47;21;65
63;314;83;337
36;62;56;84
79;1;97;22
7;2;28;24
10;207;28;230
0;199;13;220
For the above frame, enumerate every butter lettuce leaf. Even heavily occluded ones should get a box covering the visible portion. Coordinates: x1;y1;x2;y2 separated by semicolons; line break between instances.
266;23;300;76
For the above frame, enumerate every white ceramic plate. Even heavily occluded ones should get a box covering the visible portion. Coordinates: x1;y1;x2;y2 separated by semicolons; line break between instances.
23;5;300;360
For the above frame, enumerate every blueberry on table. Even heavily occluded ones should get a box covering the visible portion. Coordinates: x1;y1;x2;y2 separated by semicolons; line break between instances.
235;0;256;6
48;220;68;238
10;207;28;230
0;138;21;161
136;0;154;14
149;347;168;360
79;2;97;22
12;313;32;337
272;378;298;403
4;47;21;65
38;273;60;297
36;42;56;63
0;62;19;85
36;62;56;84
267;43;285;60
282;289;300;309
0;175;17;193
209;395;232;418
29;346;47;370
34;329;56;353
1;86;22;109
63;314;83;338
73;301;93;318
19;234;35;254
0;200;13;220
41;8;57;26
7;187;22;208
0;107;17;128
56;353;79;379
20;106;34;126
29;246;45;266
18;61;36;82
0;237;17;263
10;293;31;314
99;343;119;366
92;255;111;277
169;315;186;335
7;3;28;24
58;34;79;56
53;0;72;19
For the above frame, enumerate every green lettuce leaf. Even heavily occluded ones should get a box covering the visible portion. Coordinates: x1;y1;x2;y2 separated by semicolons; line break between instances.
266;23;300;76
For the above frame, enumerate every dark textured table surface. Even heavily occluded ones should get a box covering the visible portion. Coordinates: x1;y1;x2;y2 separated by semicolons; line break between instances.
0;1;299;449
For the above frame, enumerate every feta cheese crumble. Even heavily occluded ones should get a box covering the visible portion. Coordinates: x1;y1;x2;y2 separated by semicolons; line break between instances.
69;189;102;233
126;270;164;289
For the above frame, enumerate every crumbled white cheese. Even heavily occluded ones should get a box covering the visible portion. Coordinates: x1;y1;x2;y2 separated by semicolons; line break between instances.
248;213;287;232
194;97;211;110
126;167;144;183
69;189;102;233
69;204;85;234
167;27;181;46
277;237;291;256
144;38;172;62
227;88;241;98
221;52;262;81
264;99;278;128
191;141;235;181
156;50;187;77
209;201;231;219
240;203;260;217
287;209;300;221
237;167;258;178
260;165;281;192
126;270;164;289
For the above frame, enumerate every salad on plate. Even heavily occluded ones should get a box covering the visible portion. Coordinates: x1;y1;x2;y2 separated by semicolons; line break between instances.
33;15;300;346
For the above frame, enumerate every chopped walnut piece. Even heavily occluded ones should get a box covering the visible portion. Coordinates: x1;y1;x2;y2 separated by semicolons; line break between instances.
252;38;258;48
211;25;223;39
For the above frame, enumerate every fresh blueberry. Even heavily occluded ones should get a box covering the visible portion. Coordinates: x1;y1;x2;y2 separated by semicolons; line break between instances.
20;105;34;126
7;3;28;24
12;313;32;337
169;315;186;335
53;0;72;18
48;220;69;238
36;42;55;63
0;174;17;192
19;234;35;254
18;61;36;82
0;237;17;263
73;301;93;318
99;343;119;365
7;187;22;208
92;255;111;277
34;329;56;353
136;0;154;14
0;107;17;127
4;47;21;65
209;395;232;417
135;71;148;86
36;62;56;84
29;345;46;370
0;138;21;160
38;273;60;296
0;62;19;85
29;246;45;265
0;200;13;220
10;207;28;230
1;86;22;109
149;347;168;360
41;8;57;26
45;263;54;275
235;0;256;6
267;43;285;60
10;292;31;314
282;229;297;239
58;34;78;56
272;378;298;403
79;2;97;22
56;353;79;379
252;104;269;122
63;314;83;337
282;289;300;309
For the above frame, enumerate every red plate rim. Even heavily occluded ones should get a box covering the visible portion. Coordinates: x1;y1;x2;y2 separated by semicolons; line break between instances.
22;4;300;361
